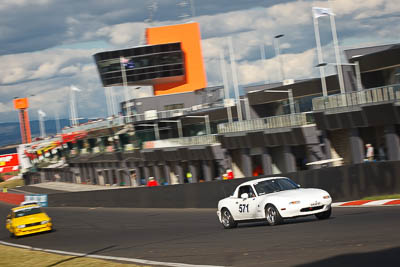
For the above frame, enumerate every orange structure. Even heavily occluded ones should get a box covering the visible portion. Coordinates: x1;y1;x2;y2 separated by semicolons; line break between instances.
146;22;207;95
13;98;32;144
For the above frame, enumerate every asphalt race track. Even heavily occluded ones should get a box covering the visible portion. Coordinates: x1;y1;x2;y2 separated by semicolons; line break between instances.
0;203;399;267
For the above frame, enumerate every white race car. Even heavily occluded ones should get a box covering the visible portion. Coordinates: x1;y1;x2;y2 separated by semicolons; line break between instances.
217;177;332;228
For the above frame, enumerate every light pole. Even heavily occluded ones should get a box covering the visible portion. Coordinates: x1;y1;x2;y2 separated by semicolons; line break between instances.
316;62;362;91
264;89;295;114
160;120;183;138
186;115;211;135
274;34;286;82
259;43;269;85
312;6;344;95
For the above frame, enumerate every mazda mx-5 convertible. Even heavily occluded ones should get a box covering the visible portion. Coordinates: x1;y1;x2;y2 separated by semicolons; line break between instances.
217;177;332;229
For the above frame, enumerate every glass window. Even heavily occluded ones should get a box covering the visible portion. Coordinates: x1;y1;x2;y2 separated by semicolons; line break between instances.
254;178;299;196
14;207;42;218
164;103;184;110
238;185;256;198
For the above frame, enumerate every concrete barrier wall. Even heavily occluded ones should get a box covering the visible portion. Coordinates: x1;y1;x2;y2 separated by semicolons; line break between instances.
46;160;400;208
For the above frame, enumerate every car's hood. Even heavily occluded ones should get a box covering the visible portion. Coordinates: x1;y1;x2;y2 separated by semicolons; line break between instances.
265;188;329;201
12;213;50;225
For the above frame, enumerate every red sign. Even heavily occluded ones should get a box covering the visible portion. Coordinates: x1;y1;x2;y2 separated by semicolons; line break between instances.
0;153;19;168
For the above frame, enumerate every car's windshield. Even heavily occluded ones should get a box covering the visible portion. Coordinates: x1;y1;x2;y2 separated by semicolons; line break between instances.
254;178;299;196
14;207;42;218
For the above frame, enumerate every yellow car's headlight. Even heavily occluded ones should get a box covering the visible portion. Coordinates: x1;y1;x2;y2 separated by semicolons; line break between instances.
17;225;26;229
41;220;49;224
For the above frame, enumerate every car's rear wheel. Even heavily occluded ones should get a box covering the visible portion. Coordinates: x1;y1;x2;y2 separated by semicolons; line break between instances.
265;204;283;226
315;207;332;220
221;208;237;229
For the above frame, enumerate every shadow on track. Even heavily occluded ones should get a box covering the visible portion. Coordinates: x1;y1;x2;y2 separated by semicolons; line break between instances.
234;216;334;229
295;246;400;267
46;245;116;267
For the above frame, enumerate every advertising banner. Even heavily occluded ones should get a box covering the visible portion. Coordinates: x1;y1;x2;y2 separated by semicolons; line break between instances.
0;153;19;171
24;194;48;207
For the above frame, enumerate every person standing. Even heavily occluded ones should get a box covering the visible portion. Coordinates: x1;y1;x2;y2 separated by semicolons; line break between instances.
227;169;234;180
365;144;374;161
147;177;159;187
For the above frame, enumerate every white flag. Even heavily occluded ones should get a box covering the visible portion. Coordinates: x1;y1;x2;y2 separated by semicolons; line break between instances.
312;7;334;18
38;110;46;117
70;85;81;92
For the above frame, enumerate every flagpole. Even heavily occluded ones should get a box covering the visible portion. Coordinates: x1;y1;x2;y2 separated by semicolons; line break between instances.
69;88;76;127
72;89;78;126
313;15;328;97
219;49;233;123
105;87;111;117
69;89;73;127
38;111;46;138
111;87;117;116
120;57;130;102
55;110;60;134
228;36;243;122
120;56;131;121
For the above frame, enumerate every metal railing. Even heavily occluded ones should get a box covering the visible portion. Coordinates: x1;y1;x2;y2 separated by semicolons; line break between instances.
126;101;225;122
217;113;313;134
142;134;219;148
62;116;124;133
312;84;400;111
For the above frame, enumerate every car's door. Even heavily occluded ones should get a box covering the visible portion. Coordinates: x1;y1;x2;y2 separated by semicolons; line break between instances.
232;185;259;220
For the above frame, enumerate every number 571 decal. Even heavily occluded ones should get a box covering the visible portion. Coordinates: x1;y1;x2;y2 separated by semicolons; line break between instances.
239;204;249;213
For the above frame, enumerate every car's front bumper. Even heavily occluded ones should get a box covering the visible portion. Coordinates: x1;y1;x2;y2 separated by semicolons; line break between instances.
13;223;52;237
279;201;331;218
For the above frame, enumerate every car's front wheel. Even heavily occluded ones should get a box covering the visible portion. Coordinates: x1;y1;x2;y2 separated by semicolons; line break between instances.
265;204;283;226
220;208;237;229
315;207;332;220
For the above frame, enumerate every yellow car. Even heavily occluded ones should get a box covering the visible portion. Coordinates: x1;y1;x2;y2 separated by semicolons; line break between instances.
6;204;52;237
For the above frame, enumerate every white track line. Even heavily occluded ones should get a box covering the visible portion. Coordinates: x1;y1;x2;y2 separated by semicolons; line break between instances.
0;241;226;267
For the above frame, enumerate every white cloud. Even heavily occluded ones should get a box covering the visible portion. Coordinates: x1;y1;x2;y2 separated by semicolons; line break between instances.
0;0;51;10
0;48;97;84
0;0;399;124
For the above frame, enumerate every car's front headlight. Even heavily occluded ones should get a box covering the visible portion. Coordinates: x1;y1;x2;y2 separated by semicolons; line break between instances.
41;220;49;224
289;201;301;205
17;225;26;229
323;195;331;199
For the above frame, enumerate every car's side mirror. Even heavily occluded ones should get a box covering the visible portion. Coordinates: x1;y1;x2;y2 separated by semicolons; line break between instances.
6;214;10;220
241;193;249;199
297;184;301;188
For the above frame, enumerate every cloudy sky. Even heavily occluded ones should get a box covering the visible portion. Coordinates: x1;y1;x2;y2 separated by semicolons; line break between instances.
0;0;399;123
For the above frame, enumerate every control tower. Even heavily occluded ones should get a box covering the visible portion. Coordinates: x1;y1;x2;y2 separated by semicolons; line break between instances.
13;97;32;144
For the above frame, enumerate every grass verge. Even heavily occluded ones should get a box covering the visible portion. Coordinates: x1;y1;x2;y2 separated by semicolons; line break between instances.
0;178;24;189
0;244;147;267
362;194;400;200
